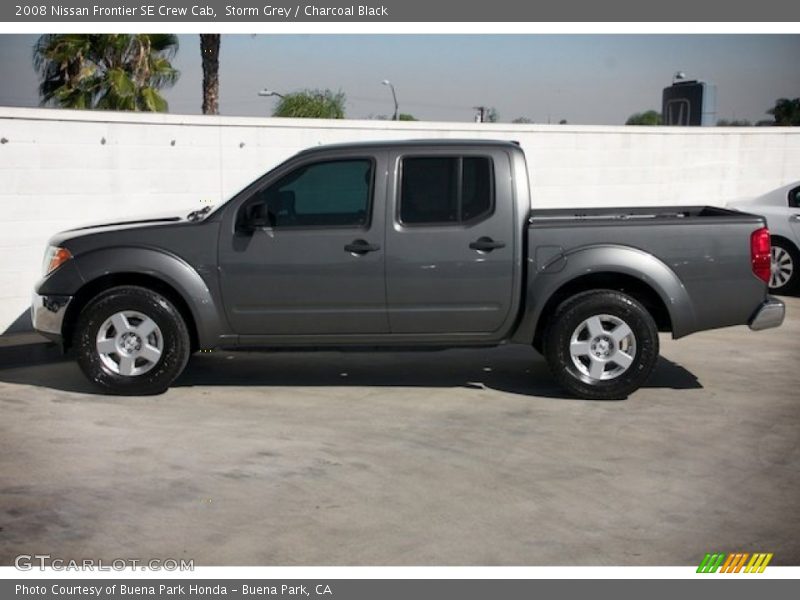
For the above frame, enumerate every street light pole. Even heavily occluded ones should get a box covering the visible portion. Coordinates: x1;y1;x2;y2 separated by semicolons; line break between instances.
257;88;285;99
382;79;398;121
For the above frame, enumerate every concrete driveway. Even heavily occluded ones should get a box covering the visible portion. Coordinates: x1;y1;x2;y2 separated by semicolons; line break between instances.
0;297;798;566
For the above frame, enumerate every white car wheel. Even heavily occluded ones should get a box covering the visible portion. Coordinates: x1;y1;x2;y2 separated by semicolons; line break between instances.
769;241;798;294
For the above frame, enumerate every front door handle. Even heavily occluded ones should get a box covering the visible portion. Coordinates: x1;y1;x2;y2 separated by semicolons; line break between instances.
790;214;800;223
344;239;381;255
469;236;506;252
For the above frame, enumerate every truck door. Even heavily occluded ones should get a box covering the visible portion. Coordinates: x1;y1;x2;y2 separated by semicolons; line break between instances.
218;152;389;336
385;147;516;334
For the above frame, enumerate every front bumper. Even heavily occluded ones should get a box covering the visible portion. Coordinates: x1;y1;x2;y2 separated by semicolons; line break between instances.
748;296;785;331
31;292;72;337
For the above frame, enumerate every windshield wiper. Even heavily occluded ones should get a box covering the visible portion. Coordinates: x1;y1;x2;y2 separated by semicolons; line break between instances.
187;205;213;222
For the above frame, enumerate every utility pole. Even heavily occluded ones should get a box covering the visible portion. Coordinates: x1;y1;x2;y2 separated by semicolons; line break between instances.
473;106;488;123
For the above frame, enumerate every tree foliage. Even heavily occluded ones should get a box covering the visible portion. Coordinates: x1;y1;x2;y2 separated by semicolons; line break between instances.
273;89;346;119
33;34;179;112
512;117;533;124
369;113;417;121
717;119;752;127
766;97;800;126
625;110;662;126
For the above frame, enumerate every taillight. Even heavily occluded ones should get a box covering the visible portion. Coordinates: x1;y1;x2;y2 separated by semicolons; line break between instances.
750;227;771;284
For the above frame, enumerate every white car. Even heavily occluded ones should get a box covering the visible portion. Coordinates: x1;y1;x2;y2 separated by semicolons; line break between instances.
730;182;800;294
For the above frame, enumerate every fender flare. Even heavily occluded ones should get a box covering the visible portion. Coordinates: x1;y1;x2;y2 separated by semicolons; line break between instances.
48;246;225;348
512;244;698;343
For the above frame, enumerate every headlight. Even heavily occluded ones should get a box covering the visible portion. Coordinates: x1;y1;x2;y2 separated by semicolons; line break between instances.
43;246;72;276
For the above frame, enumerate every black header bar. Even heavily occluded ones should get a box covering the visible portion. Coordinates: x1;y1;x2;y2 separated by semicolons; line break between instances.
4;0;800;22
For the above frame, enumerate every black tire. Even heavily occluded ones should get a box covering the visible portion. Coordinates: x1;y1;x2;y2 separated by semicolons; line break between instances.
543;290;659;400
769;239;799;295
75;285;190;395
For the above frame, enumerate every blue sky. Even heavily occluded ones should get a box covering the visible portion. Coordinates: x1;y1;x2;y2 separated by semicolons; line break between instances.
1;34;798;124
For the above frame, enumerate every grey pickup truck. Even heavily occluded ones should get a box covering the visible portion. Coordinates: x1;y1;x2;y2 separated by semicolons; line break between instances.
32;140;785;399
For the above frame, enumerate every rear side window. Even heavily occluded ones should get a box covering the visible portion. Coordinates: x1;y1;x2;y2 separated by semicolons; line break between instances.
789;186;800;208
400;156;494;225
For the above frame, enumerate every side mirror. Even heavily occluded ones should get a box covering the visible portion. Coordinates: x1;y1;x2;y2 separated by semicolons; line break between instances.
239;202;272;232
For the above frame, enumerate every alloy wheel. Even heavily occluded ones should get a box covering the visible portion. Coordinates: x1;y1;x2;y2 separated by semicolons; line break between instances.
95;310;163;377
770;245;794;289
569;314;637;381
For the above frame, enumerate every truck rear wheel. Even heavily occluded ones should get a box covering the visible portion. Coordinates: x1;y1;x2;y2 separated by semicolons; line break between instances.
75;286;190;395
543;290;659;400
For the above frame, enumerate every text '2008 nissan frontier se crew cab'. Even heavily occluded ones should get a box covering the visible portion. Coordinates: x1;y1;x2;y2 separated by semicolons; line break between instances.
32;140;785;399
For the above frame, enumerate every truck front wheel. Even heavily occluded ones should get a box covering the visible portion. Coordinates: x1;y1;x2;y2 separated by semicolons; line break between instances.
75;286;191;395
543;290;659;400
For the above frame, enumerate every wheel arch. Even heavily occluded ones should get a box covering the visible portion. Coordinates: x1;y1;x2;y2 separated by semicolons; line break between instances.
531;272;672;352
56;247;225;351
63;273;200;352
770;233;799;254
516;244;697;350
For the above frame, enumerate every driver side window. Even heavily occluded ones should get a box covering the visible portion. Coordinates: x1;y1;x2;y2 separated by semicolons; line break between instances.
242;159;374;229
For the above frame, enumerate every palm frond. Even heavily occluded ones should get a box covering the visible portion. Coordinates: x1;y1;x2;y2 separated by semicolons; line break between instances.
33;33;180;112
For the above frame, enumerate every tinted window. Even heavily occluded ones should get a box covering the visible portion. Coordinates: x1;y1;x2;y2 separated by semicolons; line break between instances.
400;156;493;225
461;157;493;221
789;186;800;208
251;159;373;228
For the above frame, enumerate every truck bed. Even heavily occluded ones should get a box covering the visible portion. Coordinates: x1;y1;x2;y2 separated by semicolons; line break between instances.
529;205;750;224
525;204;767;338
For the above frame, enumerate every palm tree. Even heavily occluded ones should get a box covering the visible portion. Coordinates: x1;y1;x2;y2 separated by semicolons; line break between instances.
200;34;221;115
33;34;179;112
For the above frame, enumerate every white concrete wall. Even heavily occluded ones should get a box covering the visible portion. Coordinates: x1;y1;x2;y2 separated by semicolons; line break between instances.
2;106;799;334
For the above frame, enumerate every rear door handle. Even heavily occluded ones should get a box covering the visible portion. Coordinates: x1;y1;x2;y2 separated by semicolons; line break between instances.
344;239;381;255
790;214;800;223
469;237;506;252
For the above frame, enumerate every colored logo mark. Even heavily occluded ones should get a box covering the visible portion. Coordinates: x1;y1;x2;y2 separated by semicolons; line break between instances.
697;552;773;573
